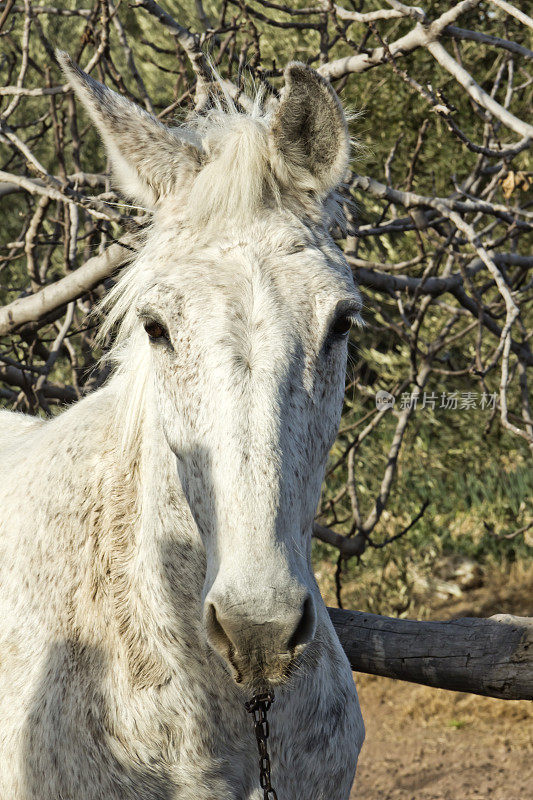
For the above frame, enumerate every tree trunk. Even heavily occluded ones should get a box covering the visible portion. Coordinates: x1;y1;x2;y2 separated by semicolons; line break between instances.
328;608;533;701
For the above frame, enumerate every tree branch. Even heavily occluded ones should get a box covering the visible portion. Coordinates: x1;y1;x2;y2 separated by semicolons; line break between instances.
0;241;132;336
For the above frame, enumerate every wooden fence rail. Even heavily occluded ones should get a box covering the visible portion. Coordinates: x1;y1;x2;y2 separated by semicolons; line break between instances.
329;609;533;701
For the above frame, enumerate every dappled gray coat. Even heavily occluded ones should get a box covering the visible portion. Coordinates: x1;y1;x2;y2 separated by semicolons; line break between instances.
0;56;364;799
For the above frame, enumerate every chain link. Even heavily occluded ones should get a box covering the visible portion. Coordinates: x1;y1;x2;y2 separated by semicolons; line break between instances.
245;691;279;800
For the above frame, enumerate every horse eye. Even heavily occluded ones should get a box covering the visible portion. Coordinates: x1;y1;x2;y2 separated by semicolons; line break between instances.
143;319;169;341
330;314;352;338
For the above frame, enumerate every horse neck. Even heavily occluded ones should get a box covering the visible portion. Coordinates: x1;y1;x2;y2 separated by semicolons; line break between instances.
88;377;206;689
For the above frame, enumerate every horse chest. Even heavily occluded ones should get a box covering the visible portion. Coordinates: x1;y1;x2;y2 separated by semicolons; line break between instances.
104;658;363;800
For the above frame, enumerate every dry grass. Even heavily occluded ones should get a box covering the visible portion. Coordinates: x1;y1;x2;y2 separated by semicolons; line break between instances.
357;673;533;748
316;555;533;620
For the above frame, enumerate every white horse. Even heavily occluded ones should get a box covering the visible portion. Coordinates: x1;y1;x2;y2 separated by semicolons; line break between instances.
0;55;364;799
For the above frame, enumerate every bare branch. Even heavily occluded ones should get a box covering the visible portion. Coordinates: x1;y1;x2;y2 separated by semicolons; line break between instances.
488;0;533;30
0;242;132;336
318;0;483;80
426;40;533;138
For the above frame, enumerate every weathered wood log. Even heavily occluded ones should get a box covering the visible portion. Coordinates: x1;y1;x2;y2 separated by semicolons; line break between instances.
328;608;533;701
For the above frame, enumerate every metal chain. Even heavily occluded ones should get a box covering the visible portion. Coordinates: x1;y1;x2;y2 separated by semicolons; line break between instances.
245;691;279;800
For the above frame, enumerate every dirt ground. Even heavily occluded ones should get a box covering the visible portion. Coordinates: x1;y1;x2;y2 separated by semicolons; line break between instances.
346;563;533;800
351;675;532;800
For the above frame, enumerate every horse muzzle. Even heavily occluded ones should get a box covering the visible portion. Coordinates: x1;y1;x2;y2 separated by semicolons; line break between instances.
204;589;316;686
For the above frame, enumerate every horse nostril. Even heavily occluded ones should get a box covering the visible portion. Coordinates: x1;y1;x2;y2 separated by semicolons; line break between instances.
205;601;236;659
287;594;316;653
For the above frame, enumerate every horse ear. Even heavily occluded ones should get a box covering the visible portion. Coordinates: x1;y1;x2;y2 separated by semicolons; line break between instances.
269;62;350;198
57;51;198;208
